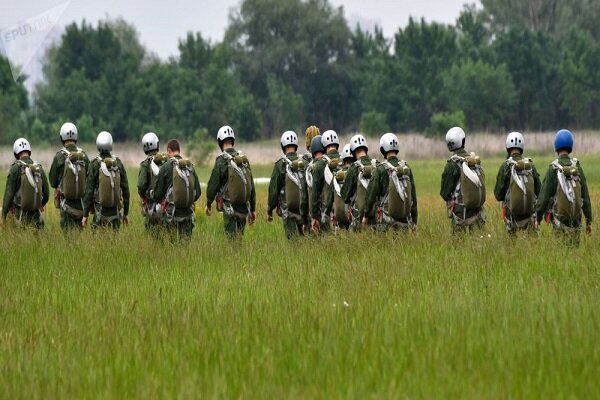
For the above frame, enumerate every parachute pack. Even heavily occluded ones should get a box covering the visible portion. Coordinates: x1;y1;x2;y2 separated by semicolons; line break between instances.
283;157;305;213
168;158;196;209
322;155;342;211
450;153;486;210
148;153;168;197
222;151;253;207
505;158;535;216
354;158;378;215
17;160;43;211
97;157;121;208
382;160;413;221
551;159;582;223
333;167;350;226
61;148;86;200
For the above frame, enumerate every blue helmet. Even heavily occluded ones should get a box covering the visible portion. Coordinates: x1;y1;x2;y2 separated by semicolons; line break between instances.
554;129;574;153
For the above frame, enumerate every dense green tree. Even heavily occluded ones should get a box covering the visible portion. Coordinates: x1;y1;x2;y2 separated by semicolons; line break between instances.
0;55;29;144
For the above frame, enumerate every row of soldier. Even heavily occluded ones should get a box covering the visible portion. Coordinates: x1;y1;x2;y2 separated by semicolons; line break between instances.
1;123;593;241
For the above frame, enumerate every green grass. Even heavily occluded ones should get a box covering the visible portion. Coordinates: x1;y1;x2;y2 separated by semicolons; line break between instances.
1;155;599;398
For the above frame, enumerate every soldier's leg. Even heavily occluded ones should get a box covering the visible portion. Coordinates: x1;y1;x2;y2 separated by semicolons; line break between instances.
236;215;247;235
283;217;300;239
176;218;193;238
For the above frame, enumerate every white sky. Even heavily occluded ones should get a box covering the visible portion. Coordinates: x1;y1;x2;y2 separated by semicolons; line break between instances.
1;0;476;59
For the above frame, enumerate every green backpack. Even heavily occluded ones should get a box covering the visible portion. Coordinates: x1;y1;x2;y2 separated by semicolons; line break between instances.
506;158;535;216
333;167;349;225
383;160;413;221
283;157;305;213
354;159;377;214
552;159;582;222
322;155;342;212
61;149;86;200
97;157;121;208
169;158;196;209
451;154;486;210
223;151;253;206
17;161;43;211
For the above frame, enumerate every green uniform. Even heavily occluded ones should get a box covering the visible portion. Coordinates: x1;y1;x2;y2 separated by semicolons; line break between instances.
365;156;418;230
49;143;90;229
342;155;377;230
494;153;541;232
2;156;49;229
206;148;257;239
267;151;308;239
310;149;341;232
440;148;485;231
152;155;201;237
535;154;592;232
137;151;164;231
83;151;130;230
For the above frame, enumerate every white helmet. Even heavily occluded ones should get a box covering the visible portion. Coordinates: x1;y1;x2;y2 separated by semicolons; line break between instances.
96;131;113;152
446;126;466;151
60;122;78;142
217;125;235;142
280;131;298;151
379;133;399;156
349;134;368;154
142;132;159;154
321;130;339;149
506;131;524;151
13;138;31;158
341;144;353;161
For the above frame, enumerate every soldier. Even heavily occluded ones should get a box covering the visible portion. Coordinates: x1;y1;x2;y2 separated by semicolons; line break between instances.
49;122;90;230
326;144;355;231
303;125;320;165
536;129;592;243
305;135;325;233
310;130;341;233
82;131;130;230
364;133;418;231
152;139;200;238
494;132;541;233
137;132;168;232
440;127;486;233
205;125;257;239
342;134;378;230
267;131;308;239
2;138;49;229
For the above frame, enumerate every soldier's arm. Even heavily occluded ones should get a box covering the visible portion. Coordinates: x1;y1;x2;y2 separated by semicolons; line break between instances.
342;165;357;204
578;162;593;225
206;157;224;206
440;161;456;202
493;163;508;202
48;152;63;189
535;165;556;223
409;168;418;224
41;167;50;207
248;162;256;213
137;161;149;199
532;164;542;197
310;162;325;218
364;168;380;218
301;172;309;219
2;165;18;218
83;160;98;217
194;170;202;202
118;159;130;216
267;161;282;215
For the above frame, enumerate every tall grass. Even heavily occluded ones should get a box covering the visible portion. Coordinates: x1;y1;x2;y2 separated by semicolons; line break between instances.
1;156;599;398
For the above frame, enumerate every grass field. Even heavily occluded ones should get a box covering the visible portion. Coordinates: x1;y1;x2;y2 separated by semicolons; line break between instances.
1;155;599;398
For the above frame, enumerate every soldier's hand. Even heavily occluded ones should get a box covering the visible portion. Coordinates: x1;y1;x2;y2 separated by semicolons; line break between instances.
123;216;129;226
82;217;87;227
311;218;320;233
205;204;212;216
586;224;592;235
267;213;273;223
249;212;256;225
276;206;282;217
362;216;368;227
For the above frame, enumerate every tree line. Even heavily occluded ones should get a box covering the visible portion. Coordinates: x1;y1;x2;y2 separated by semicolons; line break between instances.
1;0;600;145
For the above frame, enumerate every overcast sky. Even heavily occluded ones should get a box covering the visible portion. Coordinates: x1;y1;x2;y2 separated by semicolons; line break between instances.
1;0;476;59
